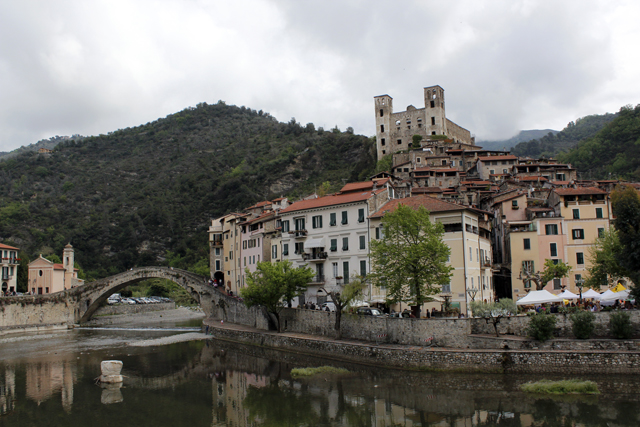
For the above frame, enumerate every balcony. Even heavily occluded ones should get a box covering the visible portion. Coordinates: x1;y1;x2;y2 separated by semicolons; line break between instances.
1;258;19;265
481;258;491;269
302;252;328;262
509;224;537;233
310;274;325;284
294;229;307;238
210;238;223;247
1;273;12;280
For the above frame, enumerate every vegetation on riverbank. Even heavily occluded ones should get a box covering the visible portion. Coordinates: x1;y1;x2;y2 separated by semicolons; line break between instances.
521;379;600;395
290;366;351;377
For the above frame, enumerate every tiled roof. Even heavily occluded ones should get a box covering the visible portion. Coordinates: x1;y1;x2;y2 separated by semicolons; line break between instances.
393;161;411;168
477;155;518;161
519;176;548;181
492;192;525;205
461;180;492;185
244;211;274;225
54;264;66;270
340;178;389;193
370;195;467;219
280;189;386;214
554;187;608;196
412;187;443;193
0;243;19;250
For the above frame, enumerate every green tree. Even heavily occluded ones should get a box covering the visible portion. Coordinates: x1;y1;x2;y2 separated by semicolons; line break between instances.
469;299;516;337
241;260;314;332
585;228;630;290
611;185;640;292
411;134;423;149
375;154;393;173
17;251;30;293
368;204;453;318
521;259;571;290
321;275;366;340
45;254;62;264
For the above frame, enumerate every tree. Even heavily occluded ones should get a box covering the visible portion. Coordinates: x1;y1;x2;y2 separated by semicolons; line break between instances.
469;299;516;337
611;185;640;289
368;204;453;318
17;251;30;293
411;134;423;149
321;275;367;340
585;228;630;290
241;260;314;332
375;154;393;173
520;259;571;290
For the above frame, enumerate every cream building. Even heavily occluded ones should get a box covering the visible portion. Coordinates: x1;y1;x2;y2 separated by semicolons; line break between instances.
369;195;493;316
28;244;84;294
0;243;19;294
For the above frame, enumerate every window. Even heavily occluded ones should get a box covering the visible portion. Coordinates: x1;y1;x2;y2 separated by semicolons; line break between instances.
545;224;558;235
330;239;337;252
332;263;338;277
243;257;246;267
360;260;367;277
572;229;585;240
381;138;385;146
512;200;518;207
596;207;603;219
522;260;534;274
215;248;221;256
469;247;472;261
380;124;384;132
272;245;277;259
550;243;557;257
379;109;383;117
359;235;366;250
553;278;562;290
283;244;289;256
397;139;402;145
490;169;495;175
312;215;323;229
575;274;582;283
576;252;584;265
215;260;221;271
330;213;337;226
503;169;508;174
431;116;436;125
523;238;531;250
342;237;349;251
598;228;605;238
294;242;304;254
343;262;349;283
341;211;348;225
282;220;290;232
295;218;305;231
358;208;365;223
573;209;580;219
556;173;565;181
417;157;422;163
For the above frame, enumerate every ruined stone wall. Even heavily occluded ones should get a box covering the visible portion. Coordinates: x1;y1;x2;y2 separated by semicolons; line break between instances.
0;296;76;329
446;119;472;144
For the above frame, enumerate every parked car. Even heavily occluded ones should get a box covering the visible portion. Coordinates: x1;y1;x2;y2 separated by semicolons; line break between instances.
320;302;336;312
356;307;384;317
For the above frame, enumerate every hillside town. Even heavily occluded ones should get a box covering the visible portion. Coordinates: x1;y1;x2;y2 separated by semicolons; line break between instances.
208;86;633;316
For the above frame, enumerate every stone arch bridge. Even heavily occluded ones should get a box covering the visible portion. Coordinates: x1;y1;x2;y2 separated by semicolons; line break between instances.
0;267;264;329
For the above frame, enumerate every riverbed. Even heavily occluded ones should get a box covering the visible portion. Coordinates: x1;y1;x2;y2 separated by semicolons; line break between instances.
0;309;638;426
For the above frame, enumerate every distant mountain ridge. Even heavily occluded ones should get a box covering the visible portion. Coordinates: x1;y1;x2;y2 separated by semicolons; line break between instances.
0;135;85;160
478;129;559;151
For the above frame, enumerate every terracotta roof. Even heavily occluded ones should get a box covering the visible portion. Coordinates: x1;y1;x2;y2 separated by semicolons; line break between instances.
54;264;66;270
272;197;286;202
370;195;468;219
0;243;19;250
244;211;274;225
412;187;443;193
492;192;526;205
460;180;491;185
519;176;548;181
554;187;608;196
432;168;458;173
477;155;518;161
393;161;411;168
280;189;386;214
340;179;389;193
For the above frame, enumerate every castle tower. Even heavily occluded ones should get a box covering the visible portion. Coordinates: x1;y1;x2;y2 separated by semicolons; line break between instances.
63;243;74;290
423;85;447;137
374;95;393;160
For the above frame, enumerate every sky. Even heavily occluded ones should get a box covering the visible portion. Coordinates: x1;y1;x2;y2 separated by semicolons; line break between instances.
1;0;639;151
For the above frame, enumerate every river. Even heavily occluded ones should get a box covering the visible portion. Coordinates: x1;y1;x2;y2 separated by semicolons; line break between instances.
0;313;638;426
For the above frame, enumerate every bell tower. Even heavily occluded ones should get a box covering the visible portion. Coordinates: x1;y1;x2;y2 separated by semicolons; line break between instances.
63;243;74;290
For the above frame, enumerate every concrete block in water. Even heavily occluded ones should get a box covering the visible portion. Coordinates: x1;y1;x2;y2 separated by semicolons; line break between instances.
100;360;123;383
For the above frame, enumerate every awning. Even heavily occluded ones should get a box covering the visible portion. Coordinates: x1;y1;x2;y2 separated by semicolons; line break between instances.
516;290;563;305
304;238;325;250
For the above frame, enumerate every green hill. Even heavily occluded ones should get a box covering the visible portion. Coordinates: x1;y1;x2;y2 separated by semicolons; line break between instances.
559;104;640;180
478;129;559;151
511;112;617;158
0;101;376;280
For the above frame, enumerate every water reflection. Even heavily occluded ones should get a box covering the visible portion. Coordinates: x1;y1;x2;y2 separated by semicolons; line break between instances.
0;333;638;426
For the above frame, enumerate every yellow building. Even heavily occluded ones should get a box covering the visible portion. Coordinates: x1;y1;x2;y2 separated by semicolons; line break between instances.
0;243;20;294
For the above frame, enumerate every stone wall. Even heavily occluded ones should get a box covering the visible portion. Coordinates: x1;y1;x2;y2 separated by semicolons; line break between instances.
0;296;76;330
93;302;175;317
206;322;640;374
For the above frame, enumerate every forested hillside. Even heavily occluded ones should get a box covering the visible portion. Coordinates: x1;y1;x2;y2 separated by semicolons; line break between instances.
511;112;617;158
478;129;559;151
559;104;640;180
0;101;376;280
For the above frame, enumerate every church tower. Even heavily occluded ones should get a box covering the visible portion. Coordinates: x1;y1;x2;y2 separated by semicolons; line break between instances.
63;243;74;290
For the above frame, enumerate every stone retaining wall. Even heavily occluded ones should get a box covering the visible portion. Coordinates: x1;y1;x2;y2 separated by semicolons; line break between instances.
92;302;175;317
205;323;640;374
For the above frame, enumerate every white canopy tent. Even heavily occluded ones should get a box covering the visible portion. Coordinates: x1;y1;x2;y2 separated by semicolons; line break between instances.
600;290;630;301
516;290;564;305
600;289;616;300
581;289;602;299
557;290;580;300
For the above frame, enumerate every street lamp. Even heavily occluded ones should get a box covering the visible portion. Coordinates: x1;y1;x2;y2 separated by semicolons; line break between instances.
575;277;584;302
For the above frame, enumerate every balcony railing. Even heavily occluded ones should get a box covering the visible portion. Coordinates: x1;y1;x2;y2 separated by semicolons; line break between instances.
310;274;325;283
302;252;328;261
510;224;537;233
1;258;19;265
481;258;491;269
294;229;307;238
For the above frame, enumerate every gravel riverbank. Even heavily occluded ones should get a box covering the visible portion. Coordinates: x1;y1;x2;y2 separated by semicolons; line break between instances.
83;306;206;327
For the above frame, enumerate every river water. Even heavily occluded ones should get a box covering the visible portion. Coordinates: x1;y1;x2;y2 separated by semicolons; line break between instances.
0;321;638;426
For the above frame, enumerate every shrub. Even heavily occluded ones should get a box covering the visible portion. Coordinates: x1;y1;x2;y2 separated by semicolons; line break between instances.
610;311;633;339
528;313;557;341
570;311;596;339
521;379;599;395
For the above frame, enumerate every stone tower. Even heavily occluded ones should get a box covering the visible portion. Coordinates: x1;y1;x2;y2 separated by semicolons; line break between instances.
63;243;74;290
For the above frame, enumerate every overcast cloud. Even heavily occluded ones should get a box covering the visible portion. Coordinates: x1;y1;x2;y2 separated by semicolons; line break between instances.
1;0;639;151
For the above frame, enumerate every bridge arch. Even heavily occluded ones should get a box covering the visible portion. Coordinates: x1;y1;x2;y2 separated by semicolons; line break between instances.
72;267;216;323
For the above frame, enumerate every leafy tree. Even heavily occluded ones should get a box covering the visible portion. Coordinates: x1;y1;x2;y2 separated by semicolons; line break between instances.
241;260;314;332
585;228;630;290
411;134;423;149
375;154;393;173
17;251;30;293
469;299;516;337
611;185;640;291
45;254;62;264
321;275;367;340
368;204;453;318
520;259;571;290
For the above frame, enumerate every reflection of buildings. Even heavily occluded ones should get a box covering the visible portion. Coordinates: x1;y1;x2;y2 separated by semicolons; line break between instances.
0;367;16;415
25;360;76;412
212;370;269;427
